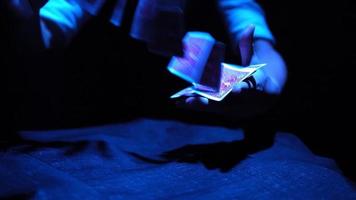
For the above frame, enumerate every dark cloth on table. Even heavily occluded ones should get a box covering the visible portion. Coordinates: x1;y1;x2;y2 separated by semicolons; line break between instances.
1;118;355;199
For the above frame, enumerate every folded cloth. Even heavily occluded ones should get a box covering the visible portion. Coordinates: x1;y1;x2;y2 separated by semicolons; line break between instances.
1;118;355;199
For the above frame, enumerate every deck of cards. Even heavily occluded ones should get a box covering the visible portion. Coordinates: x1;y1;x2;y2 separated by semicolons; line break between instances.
168;32;266;101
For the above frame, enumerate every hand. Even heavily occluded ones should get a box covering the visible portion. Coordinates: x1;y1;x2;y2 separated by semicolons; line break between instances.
179;25;288;117
234;25;287;95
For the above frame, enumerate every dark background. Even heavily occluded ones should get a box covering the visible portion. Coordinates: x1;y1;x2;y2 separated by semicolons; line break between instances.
2;0;354;181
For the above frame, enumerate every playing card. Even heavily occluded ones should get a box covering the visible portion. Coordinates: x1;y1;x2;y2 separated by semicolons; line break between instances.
167;32;217;88
193;41;225;92
247;63;266;70
167;31;266;101
194;63;266;101
170;87;195;99
173;63;266;101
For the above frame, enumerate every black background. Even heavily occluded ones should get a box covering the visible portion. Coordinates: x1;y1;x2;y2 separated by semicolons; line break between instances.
2;0;354;181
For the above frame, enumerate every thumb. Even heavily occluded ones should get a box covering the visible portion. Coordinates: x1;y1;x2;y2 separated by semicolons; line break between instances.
185;96;209;107
239;25;255;66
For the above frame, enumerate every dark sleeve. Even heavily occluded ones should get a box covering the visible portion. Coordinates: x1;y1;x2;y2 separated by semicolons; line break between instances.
1;0;46;53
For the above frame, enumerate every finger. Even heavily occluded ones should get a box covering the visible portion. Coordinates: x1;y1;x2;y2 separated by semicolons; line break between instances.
252;69;265;84
233;69;267;92
251;69;267;90
185;96;209;106
232;82;249;93
239;25;255;66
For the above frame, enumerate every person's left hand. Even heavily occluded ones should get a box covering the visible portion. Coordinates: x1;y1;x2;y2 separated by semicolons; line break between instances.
179;25;288;117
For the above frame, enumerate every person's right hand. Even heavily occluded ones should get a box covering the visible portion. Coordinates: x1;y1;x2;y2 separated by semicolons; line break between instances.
233;25;287;95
